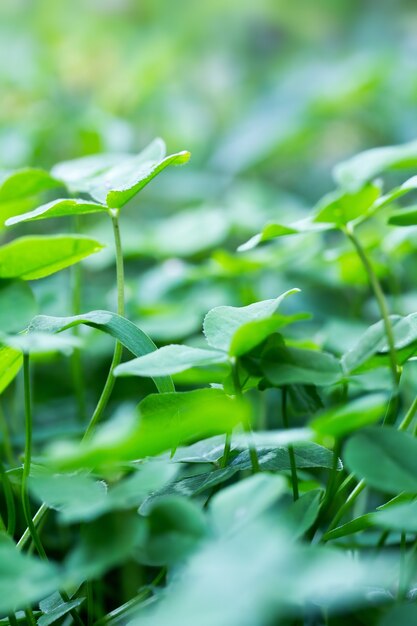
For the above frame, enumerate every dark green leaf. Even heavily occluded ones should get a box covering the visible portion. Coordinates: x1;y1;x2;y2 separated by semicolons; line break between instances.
261;345;342;387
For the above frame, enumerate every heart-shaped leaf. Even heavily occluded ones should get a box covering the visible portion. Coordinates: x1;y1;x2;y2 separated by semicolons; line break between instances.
203;290;299;353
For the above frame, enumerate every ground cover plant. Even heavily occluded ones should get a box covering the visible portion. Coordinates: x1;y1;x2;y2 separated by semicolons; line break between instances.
3;136;417;626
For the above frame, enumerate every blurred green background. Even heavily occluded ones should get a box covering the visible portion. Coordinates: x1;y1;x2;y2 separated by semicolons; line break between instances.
2;0;417;199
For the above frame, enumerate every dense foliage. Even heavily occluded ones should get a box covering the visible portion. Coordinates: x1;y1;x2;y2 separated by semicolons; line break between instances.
3;2;417;625
2;136;417;625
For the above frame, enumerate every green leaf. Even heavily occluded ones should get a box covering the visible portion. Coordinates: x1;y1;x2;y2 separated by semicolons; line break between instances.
28;310;174;393
379;605;417;626
311;394;387;438
0;533;60;614
238;219;328;252
279;489;323;539
83;140;190;208
137;496;207;566
334;139;417;191
344;427;417;493
0;280;37;333
324;500;417;541
0;168;61;202
0;235;103;280
229;442;339;472
5;198;107;226
203;290;299;353
388;204;417;227
38;593;85;626
45;389;249;470
210;473;286;532
141;468;238;509
30;462;177;523
261;345;342;387
342;314;417;373
230;313;309;357
313;182;381;226
51;153;128;194
0;346;22;394
0;332;81;355
114;344;229;378
65;512;145;582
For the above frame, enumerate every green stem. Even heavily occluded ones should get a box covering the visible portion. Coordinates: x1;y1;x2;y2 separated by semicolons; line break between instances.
220;432;231;469
232;361;259;473
23;609;36;626
0;402;14;466
0;458;15;535
399;394;417;432
71;215;87;422
323;479;366;537
281;387;298;500
7;613;18;626
344;225;399;393
21;354;47;559
83;211;125;440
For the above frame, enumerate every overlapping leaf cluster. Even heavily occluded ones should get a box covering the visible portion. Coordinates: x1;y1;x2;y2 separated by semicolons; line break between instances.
2;138;417;626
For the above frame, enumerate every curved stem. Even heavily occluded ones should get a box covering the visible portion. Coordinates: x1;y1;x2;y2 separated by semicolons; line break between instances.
281;387;298;500
21;354;47;559
344;225;399;392
83;211;125;440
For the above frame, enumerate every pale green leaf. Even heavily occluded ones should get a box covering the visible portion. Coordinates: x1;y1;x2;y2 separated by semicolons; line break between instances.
311;394;388;438
45;389;249;470
6;198;107;226
334;139;417;191
0;235;103;280
203;290;299;353
114;344;229;378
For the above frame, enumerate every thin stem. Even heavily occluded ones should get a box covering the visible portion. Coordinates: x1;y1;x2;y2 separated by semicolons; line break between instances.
0;458;15;535
83;211;125;440
17;502;48;550
220;433;231;468
23;609;36;626
0;402;14;466
21;354;47;560
281;387;299;500
71;214;87;422
324;479;366;537
399;394;417;432
344;225;399;393
232;361;259;473
7;613;18;626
